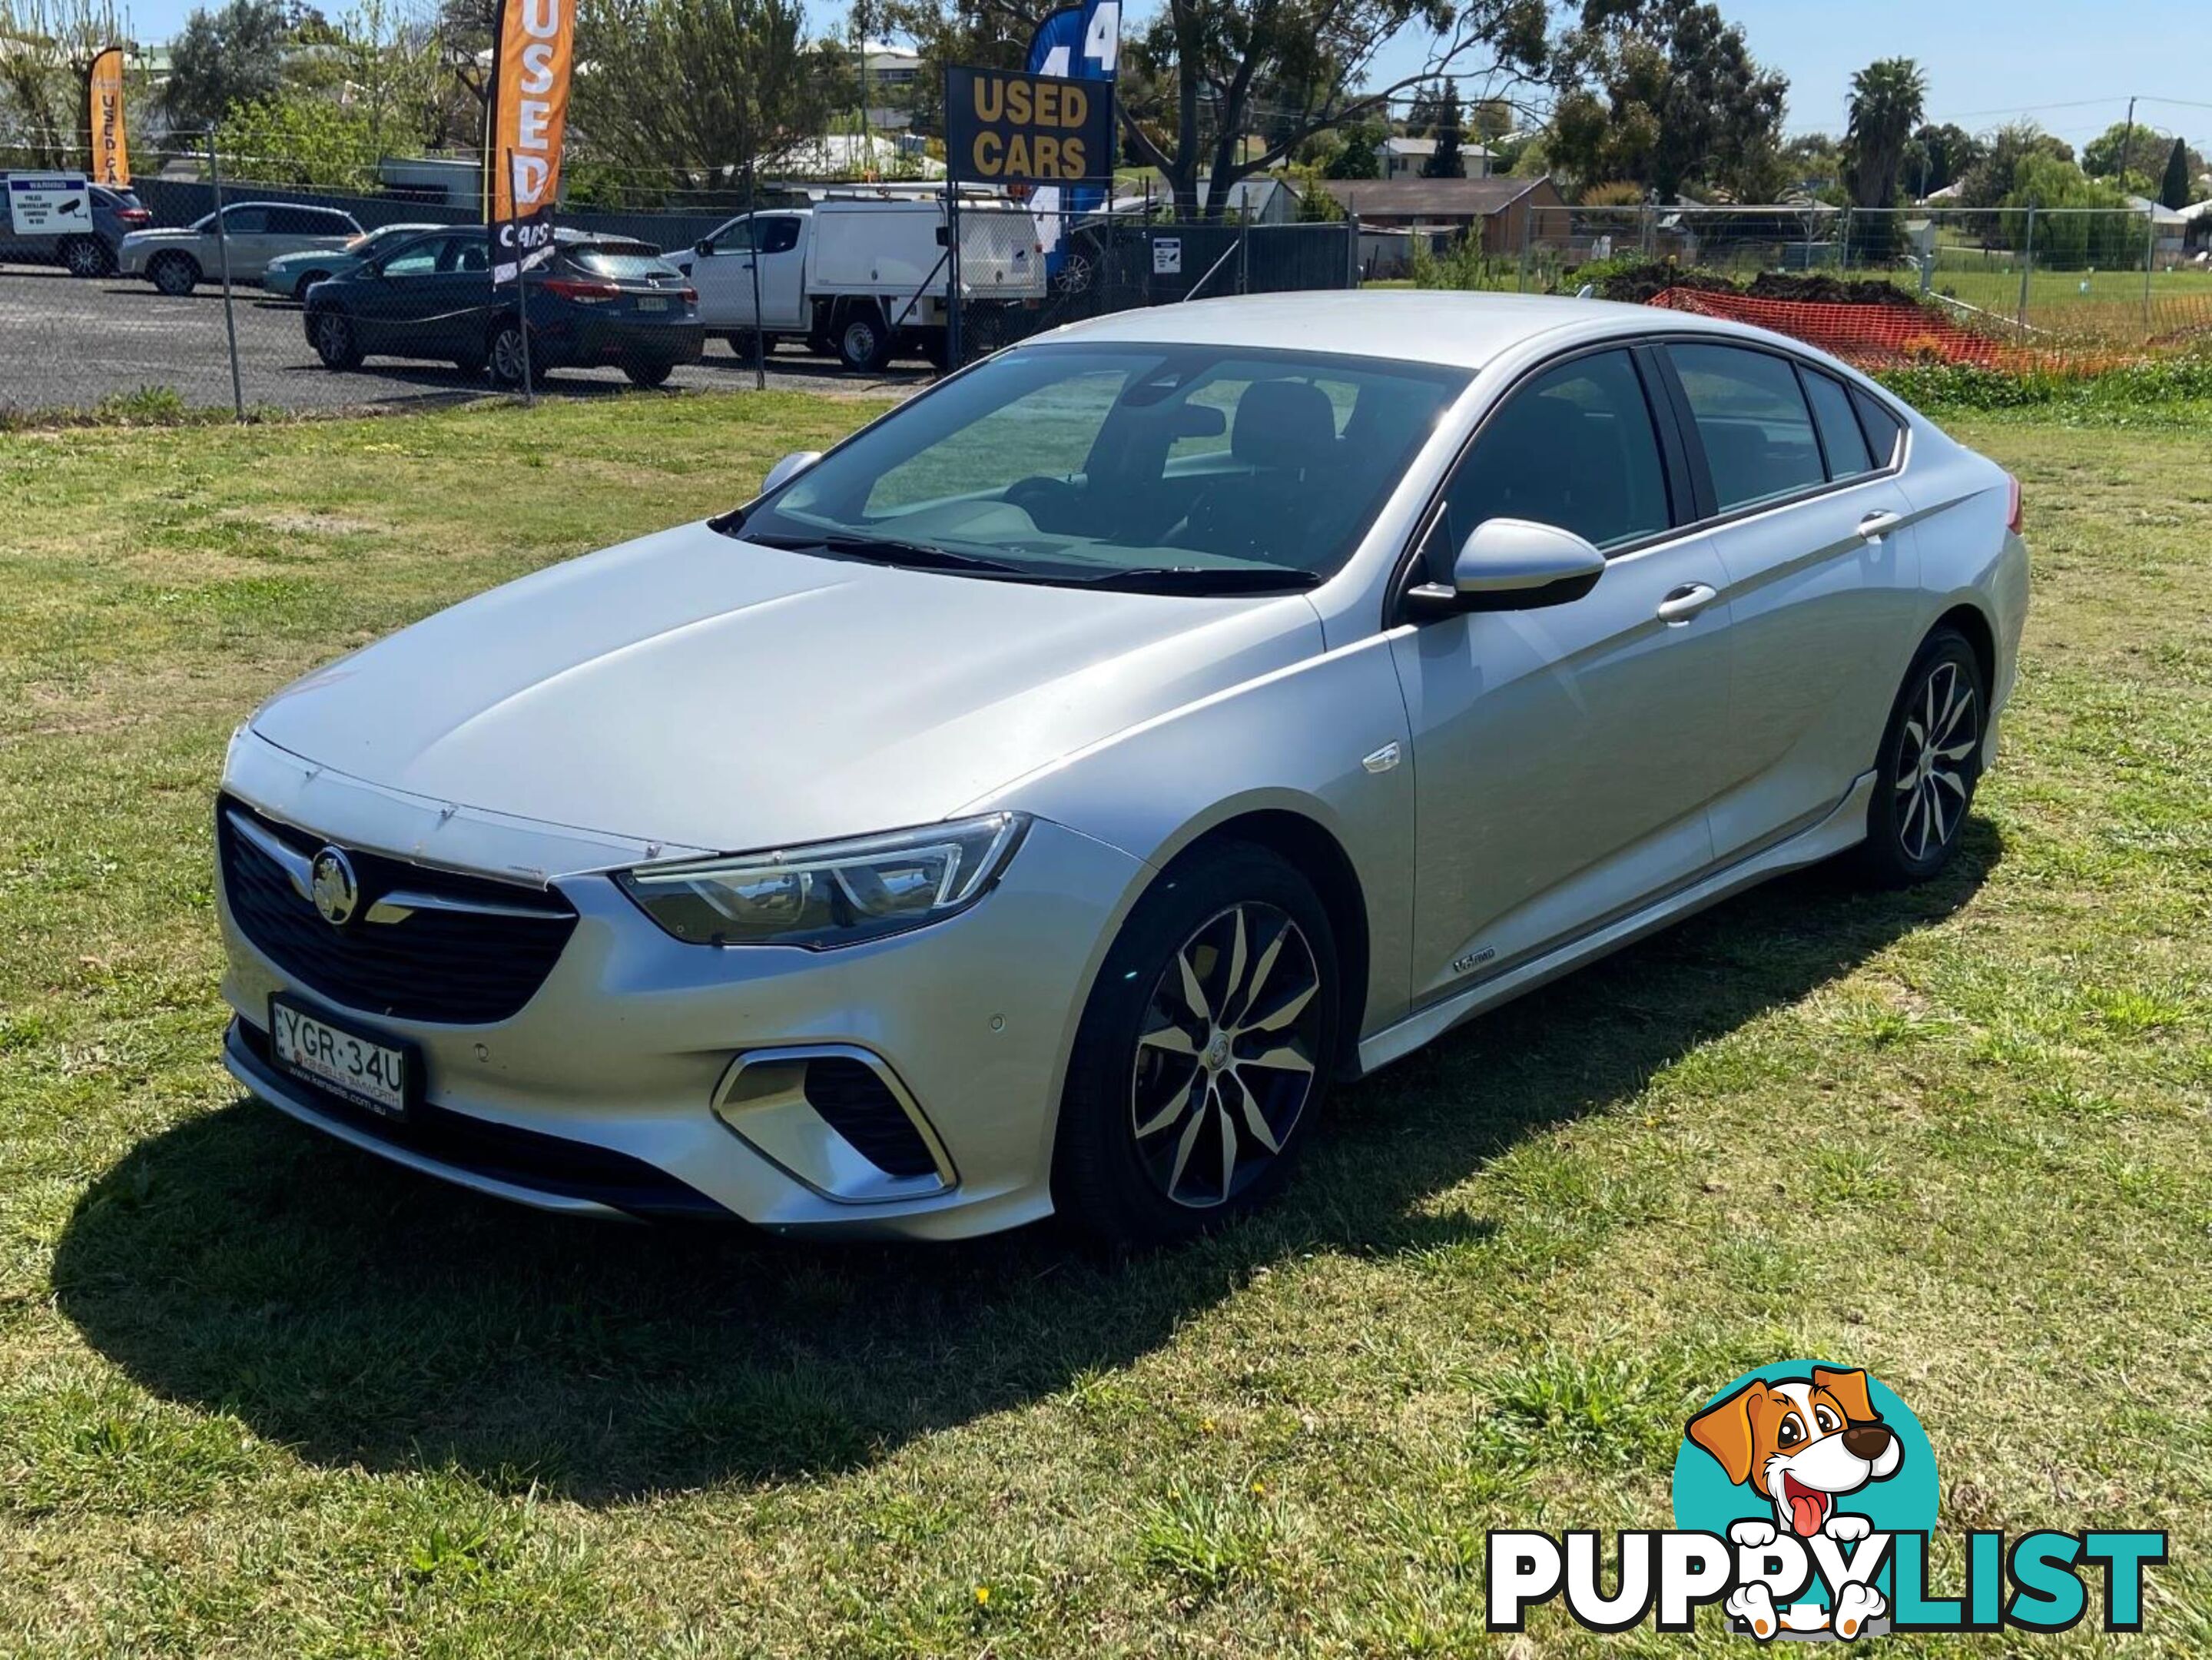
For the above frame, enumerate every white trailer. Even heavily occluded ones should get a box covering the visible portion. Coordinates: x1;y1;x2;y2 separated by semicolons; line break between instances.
673;193;1048;371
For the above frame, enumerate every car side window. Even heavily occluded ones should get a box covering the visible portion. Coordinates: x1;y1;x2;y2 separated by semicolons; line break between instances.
757;217;801;254
445;237;489;274
222;206;269;234
711;218;757;254
1801;368;1875;479
1670;342;1826;512
1851;388;1905;469
1427;348;1671;563
380;237;444;276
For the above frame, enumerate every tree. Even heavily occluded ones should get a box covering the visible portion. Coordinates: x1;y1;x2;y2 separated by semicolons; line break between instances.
1904;121;1980;196
1112;0;1550;219
1420;76;1464;176
216;91;376;186
1840;57;1922;211
161;0;289;131
2161;136;2192;211
2001;153;2139;269
1957;121;2074;209
0;0;126;168
2081;118;2160;191
573;0;840;197
1322;114;1385;177
1546;0;1787;203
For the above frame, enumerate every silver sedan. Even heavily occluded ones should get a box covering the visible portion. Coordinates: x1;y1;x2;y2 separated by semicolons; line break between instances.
214;292;2028;1244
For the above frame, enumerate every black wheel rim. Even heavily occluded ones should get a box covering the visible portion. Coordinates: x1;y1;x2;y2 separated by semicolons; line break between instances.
1130;902;1322;1209
493;329;525;381
1895;659;1978;861
317;315;347;358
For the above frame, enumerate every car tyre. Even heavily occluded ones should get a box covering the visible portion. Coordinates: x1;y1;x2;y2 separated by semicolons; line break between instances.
62;235;114;277
489;321;533;389
622;359;675;389
836;305;892;373
1852;626;1986;888
148;252;200;295
1053;842;1338;1248
724;330;764;360
293;270;330;298
310;309;363;371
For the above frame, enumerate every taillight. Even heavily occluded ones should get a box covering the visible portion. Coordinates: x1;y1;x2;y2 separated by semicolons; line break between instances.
540;277;620;304
2005;473;2023;535
116;208;151;224
680;286;697;304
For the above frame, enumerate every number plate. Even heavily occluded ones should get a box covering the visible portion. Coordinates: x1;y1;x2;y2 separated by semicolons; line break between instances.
636;295;669;312
269;994;411;1118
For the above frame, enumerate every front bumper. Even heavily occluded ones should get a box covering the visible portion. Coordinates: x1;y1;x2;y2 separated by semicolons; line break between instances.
215;732;1147;1238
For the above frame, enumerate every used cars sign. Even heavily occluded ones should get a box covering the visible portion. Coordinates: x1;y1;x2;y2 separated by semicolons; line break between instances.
945;65;1113;186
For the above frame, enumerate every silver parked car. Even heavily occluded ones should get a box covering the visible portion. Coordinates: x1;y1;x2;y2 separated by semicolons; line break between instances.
214;293;2028;1243
120;201;363;293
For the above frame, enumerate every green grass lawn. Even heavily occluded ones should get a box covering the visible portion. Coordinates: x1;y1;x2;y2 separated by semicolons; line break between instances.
2;393;2209;1657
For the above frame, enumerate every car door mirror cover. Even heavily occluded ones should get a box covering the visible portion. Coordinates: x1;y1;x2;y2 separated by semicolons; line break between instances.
1408;518;1607;617
761;450;824;495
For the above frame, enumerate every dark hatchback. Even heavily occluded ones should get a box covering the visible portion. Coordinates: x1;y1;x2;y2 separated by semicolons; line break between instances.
0;178;151;275
302;227;705;387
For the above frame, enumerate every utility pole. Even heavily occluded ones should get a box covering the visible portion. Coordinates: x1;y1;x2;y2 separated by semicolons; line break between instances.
2117;95;2137;194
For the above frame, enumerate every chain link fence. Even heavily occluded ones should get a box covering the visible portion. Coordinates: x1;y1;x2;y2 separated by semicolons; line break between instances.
1;146;1361;420
1388;203;2211;370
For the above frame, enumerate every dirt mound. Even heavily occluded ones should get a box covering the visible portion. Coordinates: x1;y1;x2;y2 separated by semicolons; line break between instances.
1586;264;1736;304
1742;271;1932;311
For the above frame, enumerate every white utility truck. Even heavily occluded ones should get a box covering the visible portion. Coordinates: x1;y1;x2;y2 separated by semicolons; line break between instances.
672;191;1049;371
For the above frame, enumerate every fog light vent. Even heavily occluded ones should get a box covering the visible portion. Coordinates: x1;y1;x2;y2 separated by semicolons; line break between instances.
802;1056;939;1179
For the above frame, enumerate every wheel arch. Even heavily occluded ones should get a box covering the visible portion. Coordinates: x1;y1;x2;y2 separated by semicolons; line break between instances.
1095;803;1374;1083
1929;599;1997;699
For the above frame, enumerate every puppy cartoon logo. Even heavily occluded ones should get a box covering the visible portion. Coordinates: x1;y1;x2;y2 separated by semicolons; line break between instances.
1674;1362;1938;1642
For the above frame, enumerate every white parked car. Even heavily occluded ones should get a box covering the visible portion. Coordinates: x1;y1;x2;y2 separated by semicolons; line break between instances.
672;194;1047;370
214;293;2028;1245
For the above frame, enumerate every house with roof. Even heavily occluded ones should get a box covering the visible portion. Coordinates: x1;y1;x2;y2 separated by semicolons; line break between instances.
1320;174;1564;257
1376;134;1493;179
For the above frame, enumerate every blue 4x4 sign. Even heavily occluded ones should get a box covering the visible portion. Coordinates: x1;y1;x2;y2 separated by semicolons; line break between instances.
8;174;90;237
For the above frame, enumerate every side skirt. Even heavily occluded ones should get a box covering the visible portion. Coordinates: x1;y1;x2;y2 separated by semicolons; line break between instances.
1354;769;1877;1077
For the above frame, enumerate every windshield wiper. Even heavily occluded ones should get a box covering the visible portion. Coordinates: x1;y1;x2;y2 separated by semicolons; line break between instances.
1078;565;1323;594
744;530;1025;576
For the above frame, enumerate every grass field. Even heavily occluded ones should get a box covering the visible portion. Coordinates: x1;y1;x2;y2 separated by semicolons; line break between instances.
2;393;2209;1657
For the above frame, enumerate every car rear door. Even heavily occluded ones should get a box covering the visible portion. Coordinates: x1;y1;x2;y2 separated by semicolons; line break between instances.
1656;340;1924;861
1391;344;1738;1007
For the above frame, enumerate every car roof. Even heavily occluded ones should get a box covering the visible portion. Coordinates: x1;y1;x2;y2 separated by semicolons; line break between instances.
1039;289;1828;372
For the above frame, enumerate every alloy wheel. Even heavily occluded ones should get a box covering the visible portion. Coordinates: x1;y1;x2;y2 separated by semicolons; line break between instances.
492;326;527;385
1894;659;1978;862
1130;903;1322;1209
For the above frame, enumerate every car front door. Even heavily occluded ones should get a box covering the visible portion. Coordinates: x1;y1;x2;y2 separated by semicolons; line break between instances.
211;204;271;276
353;234;451;354
688;214;761;329
1391;344;1737;1008
750;214;808;330
1658;341;1924;861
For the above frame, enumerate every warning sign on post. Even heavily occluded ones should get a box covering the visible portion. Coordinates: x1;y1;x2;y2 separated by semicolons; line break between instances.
1152;237;1182;275
945;65;1114;187
8;174;90;236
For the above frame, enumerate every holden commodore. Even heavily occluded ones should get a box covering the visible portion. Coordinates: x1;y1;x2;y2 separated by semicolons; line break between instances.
214;292;2028;1244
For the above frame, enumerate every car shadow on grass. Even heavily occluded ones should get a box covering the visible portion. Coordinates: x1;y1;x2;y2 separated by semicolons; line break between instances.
52;823;1999;1502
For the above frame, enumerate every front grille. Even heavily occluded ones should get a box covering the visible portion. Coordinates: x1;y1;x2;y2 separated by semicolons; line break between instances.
217;796;578;1025
231;1020;728;1220
802;1055;939;1179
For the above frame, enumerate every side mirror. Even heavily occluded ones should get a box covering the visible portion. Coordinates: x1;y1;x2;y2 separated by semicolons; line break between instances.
760;450;822;496
1406;518;1605;619
694;239;714;257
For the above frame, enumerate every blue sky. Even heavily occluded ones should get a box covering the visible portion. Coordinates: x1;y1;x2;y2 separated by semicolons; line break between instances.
121;0;2210;149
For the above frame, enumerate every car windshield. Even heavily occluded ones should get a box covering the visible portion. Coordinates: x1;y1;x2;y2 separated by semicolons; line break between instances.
732;344;1468;591
567;247;677;280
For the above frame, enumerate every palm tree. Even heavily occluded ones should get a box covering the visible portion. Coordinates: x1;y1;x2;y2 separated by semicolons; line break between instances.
1843;57;1927;211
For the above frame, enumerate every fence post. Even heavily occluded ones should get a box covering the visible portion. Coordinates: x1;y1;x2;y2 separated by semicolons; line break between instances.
1839;205;1852;272
2143;208;2155;334
509;151;536;410
1346;210;1358;287
2018;201;2036;327
1517;203;1531;293
205;132;244;423
1238;208;1250;294
945;187;962;369
746;155;766;390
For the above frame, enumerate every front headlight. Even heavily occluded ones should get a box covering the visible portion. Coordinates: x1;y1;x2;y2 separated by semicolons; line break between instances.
615;813;1027;948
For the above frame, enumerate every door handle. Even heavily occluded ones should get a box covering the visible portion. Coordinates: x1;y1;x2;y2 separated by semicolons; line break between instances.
1656;583;1720;625
1857;510;1902;543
